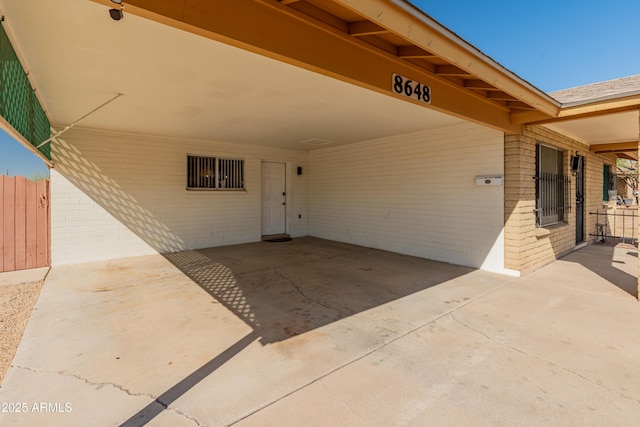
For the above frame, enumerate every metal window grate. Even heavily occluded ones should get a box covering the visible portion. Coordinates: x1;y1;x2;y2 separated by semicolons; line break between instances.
218;158;244;189
187;155;244;190
535;172;571;227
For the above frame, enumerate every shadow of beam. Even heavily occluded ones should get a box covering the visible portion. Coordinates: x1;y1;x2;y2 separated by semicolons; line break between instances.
119;332;258;427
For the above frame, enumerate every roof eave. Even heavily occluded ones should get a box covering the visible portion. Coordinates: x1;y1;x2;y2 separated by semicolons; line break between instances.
557;93;640;118
384;0;560;116
556;90;640;109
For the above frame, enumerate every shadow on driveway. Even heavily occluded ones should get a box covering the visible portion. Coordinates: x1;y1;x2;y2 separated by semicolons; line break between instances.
118;237;475;426
163;237;473;344
120;332;258;427
559;242;638;298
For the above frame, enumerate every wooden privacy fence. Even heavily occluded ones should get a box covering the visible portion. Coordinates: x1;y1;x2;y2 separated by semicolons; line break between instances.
0;175;50;272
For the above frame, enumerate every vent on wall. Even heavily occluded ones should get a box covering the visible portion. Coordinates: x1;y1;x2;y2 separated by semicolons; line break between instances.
475;176;503;186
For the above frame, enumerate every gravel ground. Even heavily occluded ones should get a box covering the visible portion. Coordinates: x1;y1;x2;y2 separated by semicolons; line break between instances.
0;281;43;387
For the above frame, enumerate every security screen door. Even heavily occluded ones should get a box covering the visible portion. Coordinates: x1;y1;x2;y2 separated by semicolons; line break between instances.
575;156;584;243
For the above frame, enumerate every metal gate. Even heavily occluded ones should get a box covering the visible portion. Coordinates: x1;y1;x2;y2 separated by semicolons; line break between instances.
590;208;637;245
0;175;50;272
575;155;585;243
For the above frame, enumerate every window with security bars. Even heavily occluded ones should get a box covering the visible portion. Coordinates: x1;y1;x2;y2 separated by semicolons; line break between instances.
535;144;570;227
187;155;245;190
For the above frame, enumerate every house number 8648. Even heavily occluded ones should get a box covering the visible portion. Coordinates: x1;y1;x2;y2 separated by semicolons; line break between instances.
392;74;431;104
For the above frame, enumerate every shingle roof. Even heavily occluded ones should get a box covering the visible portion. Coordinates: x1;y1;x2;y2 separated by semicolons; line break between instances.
549;74;640;105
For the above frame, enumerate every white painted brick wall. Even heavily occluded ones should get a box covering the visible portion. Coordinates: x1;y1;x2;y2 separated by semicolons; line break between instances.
308;123;506;271
50;124;505;272
51;128;308;265
50;168;157;263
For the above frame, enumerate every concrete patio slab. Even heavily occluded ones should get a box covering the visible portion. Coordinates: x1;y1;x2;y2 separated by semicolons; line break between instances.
0;237;638;426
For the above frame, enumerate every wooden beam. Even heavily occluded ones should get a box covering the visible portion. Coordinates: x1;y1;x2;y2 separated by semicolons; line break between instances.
358;34;398;55
590;141;639;154
349;20;388;36
506;101;536;110
397;45;436;59
487;91;518;101
521;105;640;125
464;80;501;91
510;110;554;125
95;0;520;133
618;153;638;161
284;1;349;31
280;0;301;4
435;64;471;77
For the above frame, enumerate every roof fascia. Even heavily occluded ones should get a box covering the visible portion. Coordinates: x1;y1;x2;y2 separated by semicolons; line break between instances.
335;0;560;117
557;94;640;118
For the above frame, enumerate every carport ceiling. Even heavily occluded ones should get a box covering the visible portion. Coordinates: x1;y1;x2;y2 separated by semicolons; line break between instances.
541;75;640;160
542;111;639;160
543;110;639;146
0;0;466;151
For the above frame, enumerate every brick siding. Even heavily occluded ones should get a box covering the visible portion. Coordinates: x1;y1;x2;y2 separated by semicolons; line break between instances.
504;125;618;273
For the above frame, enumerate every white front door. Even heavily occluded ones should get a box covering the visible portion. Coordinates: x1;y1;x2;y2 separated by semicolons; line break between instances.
261;162;286;236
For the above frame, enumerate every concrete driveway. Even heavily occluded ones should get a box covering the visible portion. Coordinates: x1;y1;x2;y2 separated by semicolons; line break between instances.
0;237;638;426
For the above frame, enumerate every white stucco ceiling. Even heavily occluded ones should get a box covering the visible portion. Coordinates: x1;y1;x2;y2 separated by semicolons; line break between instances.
0;0;466;151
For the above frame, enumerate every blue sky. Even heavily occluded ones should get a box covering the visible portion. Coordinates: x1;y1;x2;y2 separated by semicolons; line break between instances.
0;128;50;178
414;0;640;92
1;1;639;177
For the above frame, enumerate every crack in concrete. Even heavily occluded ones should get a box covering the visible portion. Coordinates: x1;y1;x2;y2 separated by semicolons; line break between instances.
449;315;640;406
13;365;152;399
164;405;207;427
13;365;207;426
274;269;349;316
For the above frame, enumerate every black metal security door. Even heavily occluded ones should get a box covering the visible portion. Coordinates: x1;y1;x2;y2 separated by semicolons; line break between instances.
576;156;585;243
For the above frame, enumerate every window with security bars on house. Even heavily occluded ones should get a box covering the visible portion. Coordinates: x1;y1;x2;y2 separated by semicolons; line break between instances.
187;155;245;190
535;144;570;227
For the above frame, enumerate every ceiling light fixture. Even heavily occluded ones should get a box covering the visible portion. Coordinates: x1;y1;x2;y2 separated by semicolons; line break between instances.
109;0;124;21
109;8;123;20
